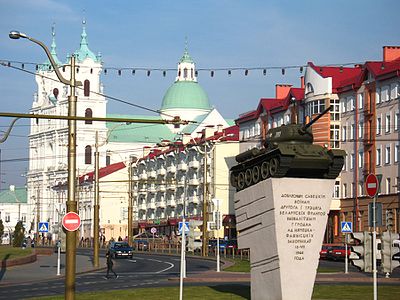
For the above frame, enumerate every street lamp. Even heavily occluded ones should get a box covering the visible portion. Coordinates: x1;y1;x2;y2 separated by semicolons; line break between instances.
10;30;82;300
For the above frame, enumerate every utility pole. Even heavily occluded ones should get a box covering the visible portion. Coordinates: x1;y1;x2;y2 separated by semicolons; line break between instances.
202;143;208;257
128;156;137;247
93;132;100;267
36;188;40;242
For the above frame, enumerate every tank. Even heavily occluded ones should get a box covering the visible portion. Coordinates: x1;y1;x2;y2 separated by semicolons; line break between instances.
230;106;346;191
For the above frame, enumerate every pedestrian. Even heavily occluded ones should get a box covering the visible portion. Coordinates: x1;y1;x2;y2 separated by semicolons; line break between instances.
105;251;118;279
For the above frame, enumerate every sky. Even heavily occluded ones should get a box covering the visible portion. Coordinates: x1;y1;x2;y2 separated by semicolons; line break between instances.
0;0;399;189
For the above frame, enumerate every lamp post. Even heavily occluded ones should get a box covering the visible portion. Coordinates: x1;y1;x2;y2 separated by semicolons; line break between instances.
128;155;138;247
10;30;82;300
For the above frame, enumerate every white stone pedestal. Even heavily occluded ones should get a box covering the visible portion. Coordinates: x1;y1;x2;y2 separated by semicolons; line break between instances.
234;178;335;300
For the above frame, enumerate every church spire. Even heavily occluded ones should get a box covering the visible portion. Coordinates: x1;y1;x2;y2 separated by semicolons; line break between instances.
38;23;61;71
74;18;100;63
176;38;196;82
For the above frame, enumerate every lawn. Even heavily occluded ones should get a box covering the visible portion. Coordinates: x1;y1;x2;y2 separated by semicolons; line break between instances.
224;258;250;272
32;284;400;300
0;245;33;261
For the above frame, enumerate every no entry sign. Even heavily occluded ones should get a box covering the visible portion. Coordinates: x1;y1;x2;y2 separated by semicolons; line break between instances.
62;212;81;232
365;174;379;198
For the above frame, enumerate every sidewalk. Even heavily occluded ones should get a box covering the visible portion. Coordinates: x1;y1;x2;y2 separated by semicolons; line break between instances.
0;251;106;286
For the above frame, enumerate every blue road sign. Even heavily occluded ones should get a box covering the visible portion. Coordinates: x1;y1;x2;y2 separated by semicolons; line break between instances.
341;221;352;233
38;222;49;233
178;221;189;233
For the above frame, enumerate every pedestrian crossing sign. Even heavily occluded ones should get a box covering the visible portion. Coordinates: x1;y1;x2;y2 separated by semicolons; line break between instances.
341;221;352;233
38;222;49;233
178;221;189;233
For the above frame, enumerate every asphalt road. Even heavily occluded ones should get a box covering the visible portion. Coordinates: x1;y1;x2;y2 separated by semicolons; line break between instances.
0;249;217;299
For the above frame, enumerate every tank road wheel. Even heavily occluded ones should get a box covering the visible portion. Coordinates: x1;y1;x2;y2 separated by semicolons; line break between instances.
269;157;280;177
237;172;245;190
244;169;253;187
252;165;260;184
260;161;269;179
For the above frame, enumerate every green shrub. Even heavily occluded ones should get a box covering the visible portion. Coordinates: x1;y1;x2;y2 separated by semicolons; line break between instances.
12;221;25;247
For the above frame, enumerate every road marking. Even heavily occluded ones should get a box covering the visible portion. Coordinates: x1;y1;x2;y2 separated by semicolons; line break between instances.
146;258;162;263
155;261;174;274
128;259;137;263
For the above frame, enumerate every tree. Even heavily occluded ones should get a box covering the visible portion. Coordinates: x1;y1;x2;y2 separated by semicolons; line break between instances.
0;219;4;244
13;221;25;247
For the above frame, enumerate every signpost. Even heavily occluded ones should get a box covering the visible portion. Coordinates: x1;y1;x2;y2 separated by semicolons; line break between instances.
341;221;352;274
38;222;49;233
62;212;81;232
365;174;379;300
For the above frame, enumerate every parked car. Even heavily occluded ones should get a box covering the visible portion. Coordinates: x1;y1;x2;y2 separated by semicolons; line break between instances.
108;242;133;259
226;239;238;249
319;244;332;259
326;245;351;261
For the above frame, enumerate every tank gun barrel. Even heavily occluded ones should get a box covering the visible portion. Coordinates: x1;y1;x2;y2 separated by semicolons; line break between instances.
302;106;332;132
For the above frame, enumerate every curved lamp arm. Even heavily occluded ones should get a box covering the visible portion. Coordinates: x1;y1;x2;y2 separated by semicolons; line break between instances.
9;30;82;87
0;118;20;143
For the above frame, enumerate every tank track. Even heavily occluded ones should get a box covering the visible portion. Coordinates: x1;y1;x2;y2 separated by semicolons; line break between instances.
325;156;345;179
232;155;293;192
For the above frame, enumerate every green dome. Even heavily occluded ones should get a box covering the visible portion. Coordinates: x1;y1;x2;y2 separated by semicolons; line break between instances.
161;81;211;110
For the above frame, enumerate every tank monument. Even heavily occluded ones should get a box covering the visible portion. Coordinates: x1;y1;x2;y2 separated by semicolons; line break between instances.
230;107;346;300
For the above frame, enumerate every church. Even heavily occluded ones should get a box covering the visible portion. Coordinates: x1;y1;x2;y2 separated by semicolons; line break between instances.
26;22;238;242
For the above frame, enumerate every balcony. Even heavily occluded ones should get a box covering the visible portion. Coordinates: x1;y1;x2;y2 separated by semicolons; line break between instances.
189;196;199;204
147;202;156;210
200;158;211;166
132;191;138;197
178;163;188;171
167;183;176;191
158;201;166;209
138;188;147;195
167;165;176;174
189;179;200;186
148;185;156;194
132;175;139;181
148;171;156;179
177;180;185;187
157;185;166;192
200;175;212;183
189;160;200;169
139;173;148;181
157;168;166;176
139;203;146;211
168;199;176;207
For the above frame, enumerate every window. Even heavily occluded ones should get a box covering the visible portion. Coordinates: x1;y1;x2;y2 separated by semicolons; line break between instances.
306;83;314;94
376;147;381;166
376;117;381;135
307;99;325;115
396;144;399;163
341;98;347;113
330;125;340;148
255;123;261;136
184;68;188;78
358;122;364;138
351;183;355;198
376;88;381;104
349;97;355;111
85;108;93;124
84;79;90;97
5;213;10;222
358;93;363;109
390;83;398;100
85;145;92;164
381;86;389;102
343;183;347;198
342;126;347;142
350;153;355;170
334;181;340;198
350;124;355;140
358;183;363;196
395;112;400;131
386;114;391;133
358;151;364;168
330;99;340;121
386;178;391;194
343;156;347;171
106;154;111;166
53;88;59;99
385;144;391;164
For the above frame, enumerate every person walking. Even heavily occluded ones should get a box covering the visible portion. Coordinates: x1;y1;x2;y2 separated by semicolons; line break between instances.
105;251;118;279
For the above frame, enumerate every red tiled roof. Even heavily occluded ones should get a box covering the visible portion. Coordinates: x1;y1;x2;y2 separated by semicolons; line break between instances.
308;62;362;93
79;161;126;184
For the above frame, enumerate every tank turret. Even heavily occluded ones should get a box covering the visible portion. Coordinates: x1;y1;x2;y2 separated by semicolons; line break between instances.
230;106;346;191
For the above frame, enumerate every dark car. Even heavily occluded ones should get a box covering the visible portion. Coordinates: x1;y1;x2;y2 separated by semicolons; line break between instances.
109;242;133;259
226;239;238;249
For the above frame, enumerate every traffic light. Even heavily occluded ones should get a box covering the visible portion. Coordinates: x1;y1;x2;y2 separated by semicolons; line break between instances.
349;231;372;272
187;220;202;252
385;209;394;231
381;231;400;273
